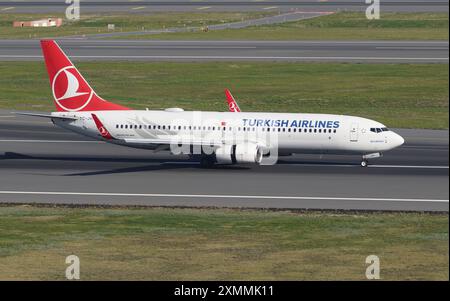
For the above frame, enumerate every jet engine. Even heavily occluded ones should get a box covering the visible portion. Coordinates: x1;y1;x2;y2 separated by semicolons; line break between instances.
215;143;263;165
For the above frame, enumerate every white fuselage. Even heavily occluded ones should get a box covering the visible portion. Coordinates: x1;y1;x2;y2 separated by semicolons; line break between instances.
52;110;404;160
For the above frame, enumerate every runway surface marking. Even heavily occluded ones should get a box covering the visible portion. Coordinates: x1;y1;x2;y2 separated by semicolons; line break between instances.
282;163;449;169
376;47;449;50
79;45;258;49
369;165;449;169
0;55;447;61
0;191;448;203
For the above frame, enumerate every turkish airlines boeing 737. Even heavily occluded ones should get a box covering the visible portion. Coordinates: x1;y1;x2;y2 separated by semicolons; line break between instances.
19;40;404;167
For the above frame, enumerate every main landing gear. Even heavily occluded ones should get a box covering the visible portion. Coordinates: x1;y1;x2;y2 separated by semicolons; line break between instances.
360;152;382;167
199;155;216;168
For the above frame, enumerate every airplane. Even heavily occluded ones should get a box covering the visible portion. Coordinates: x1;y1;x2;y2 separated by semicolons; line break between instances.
18;40;405;168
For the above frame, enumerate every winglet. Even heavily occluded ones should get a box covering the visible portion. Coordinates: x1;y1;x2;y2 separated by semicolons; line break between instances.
91;113;115;140
225;89;241;112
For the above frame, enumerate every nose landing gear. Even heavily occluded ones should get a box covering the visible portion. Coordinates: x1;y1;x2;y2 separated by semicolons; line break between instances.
361;152;382;167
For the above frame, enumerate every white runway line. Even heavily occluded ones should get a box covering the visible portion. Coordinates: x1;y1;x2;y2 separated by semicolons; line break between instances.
0;191;448;203
369;165;449;169
284;163;449;169
79;46;258;49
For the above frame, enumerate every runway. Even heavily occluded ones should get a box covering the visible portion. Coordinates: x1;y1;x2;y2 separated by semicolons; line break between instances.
0;0;447;13
0;40;448;63
0;111;448;212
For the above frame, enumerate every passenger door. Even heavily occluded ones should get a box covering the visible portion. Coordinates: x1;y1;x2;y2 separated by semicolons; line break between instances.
350;123;359;142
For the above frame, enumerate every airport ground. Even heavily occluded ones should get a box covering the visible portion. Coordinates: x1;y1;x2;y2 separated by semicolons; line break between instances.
0;0;448;14
0;7;448;280
0;206;448;280
0;61;448;129
0;12;448;40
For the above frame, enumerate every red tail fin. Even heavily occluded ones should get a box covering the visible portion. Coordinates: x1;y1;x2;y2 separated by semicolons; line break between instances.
225;89;241;112
41;40;130;112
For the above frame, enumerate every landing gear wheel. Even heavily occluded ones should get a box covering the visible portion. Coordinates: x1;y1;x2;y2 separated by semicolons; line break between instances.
360;160;368;167
200;156;215;168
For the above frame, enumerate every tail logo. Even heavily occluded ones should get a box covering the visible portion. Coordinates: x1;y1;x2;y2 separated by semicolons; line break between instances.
99;126;108;137
229;102;237;112
52;66;93;112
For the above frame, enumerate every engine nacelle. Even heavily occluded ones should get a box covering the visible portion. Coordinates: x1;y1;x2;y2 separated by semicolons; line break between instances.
215;143;263;165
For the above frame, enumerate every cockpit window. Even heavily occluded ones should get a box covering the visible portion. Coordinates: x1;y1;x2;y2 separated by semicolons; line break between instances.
370;127;389;133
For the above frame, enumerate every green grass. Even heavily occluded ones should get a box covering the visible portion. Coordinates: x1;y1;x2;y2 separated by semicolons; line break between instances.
124;12;449;41
0;12;447;40
0;61;448;129
0;206;447;280
0;12;274;39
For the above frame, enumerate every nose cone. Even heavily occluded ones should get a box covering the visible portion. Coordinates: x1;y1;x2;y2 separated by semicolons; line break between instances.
392;133;405;148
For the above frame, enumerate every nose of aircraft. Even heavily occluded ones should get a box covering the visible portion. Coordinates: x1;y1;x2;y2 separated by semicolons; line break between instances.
392;132;405;148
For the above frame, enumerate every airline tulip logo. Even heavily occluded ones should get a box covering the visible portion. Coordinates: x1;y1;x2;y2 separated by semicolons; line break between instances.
99;126;108;137
52;66;93;111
